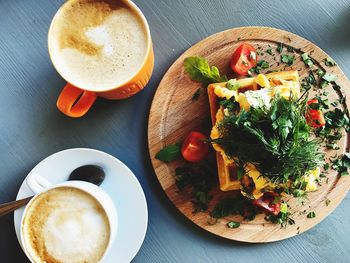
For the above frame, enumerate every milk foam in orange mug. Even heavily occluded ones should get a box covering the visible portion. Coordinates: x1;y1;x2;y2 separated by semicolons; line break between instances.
48;0;154;117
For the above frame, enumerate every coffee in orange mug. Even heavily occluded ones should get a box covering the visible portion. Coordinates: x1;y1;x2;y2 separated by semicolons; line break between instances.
48;0;154;117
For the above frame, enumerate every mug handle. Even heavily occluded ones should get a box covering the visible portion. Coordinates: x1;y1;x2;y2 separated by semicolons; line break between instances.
26;173;52;194
57;83;97;118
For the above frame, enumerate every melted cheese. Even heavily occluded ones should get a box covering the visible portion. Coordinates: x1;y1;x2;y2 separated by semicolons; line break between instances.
255;74;270;88
214;85;237;100
210;108;234;165
241;163;275;199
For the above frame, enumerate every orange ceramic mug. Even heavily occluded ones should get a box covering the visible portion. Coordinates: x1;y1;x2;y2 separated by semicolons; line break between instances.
48;0;154;117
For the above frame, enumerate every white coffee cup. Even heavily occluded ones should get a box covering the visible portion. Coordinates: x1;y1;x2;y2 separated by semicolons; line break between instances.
20;173;118;263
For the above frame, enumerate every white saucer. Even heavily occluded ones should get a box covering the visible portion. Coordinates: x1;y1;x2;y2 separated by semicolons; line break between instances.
14;148;148;263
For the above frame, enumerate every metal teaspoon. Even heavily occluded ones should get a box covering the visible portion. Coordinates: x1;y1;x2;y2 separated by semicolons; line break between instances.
0;165;105;217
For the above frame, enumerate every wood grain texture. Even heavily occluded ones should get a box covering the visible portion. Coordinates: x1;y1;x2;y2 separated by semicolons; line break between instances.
148;27;350;243
1;0;350;262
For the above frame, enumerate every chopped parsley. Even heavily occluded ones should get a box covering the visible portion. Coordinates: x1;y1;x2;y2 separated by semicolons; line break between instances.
325;108;350;131
305;71;316;85
248;60;269;75
219;98;240;114
324;57;336;67
325;199;331;206
331;153;350;176
265;202;295;227
281;54;295;66
301;52;314;67
317;69;325;77
211;196;257;220
175;163;217;212
307;211;316;218
266;48;273;55
227;221;240;228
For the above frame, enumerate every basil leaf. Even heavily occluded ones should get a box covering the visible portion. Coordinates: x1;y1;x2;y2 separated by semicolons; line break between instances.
155;144;181;162
184;56;227;86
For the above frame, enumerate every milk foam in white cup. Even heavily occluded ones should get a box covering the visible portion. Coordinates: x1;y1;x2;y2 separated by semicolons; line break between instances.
20;173;118;263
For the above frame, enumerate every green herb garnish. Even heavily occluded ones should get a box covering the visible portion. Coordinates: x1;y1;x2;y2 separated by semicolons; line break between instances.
219;98;240;114
281;54;295;66
155;144;181;162
266;48;273;55
325;199;331;206
317;69;325;77
331;153;350;176
322;73;337;82
277;43;283;53
324;57;336;67
227;221;240;228
265;202;295;227
325;108;350;131
184;56;227;86
211;196;256;220
211;95;324;184
248;60;269;75
301;53;314;67
305;71;316;86
307;211;316;218
175;163;217;212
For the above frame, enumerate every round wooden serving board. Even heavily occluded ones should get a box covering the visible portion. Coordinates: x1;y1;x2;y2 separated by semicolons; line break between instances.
148;27;350;242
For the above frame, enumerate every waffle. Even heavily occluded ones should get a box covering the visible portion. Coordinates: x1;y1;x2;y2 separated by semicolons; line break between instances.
208;71;300;191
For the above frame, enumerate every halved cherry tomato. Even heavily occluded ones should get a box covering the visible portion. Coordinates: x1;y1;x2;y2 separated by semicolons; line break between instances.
230;43;257;75
252;192;281;216
181;131;209;162
306;99;326;128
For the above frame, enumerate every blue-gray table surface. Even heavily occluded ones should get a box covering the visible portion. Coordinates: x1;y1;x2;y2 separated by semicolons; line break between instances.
1;0;350;262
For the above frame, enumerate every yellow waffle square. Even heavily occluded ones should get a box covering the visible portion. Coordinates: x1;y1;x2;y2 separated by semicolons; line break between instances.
208;71;300;191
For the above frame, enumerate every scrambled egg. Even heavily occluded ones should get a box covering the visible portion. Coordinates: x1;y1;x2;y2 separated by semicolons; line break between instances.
254;74;270;88
214;85;237;100
303;167;320;192
213;74;299;112
241;163;275;199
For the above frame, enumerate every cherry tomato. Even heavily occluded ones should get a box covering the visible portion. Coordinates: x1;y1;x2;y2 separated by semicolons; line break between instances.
306;99;326;128
230;43;258;75
181;131;209;162
252;192;281;216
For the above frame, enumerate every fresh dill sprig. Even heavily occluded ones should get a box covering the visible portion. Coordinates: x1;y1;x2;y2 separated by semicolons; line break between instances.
211;95;324;184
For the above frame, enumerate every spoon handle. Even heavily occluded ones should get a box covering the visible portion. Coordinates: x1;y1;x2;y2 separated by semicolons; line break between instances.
0;196;33;217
